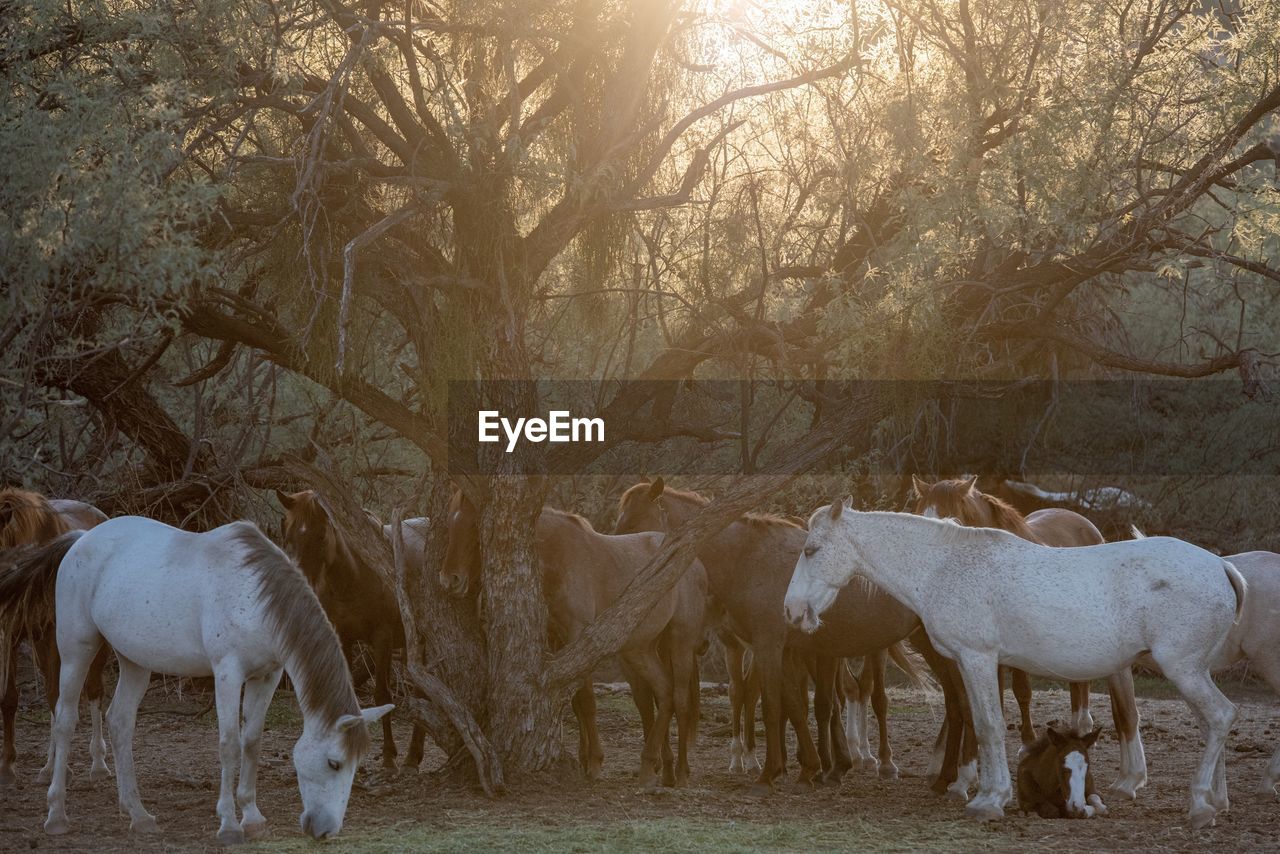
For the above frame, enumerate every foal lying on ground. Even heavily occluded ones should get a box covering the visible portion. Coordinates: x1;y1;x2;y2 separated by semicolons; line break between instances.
1017;727;1106;819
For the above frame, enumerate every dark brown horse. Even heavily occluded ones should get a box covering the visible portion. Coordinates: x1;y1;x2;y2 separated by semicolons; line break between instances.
441;490;708;787
276;489;427;771
912;475;1146;798
1017;726;1106;819
0;489;110;788
615;479;971;794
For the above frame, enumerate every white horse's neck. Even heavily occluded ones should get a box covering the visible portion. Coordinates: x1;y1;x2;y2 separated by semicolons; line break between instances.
839;512;970;611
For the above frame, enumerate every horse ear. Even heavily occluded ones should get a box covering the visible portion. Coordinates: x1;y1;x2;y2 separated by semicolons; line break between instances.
842;495;854;509
275;489;295;510
962;475;979;494
1083;727;1103;749
647;477;665;502
910;474;930;497
337;704;395;732
1046;727;1066;747
829;498;843;520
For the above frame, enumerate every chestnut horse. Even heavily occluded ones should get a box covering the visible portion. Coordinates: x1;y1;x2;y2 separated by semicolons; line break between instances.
441;491;708;787
912;476;1147;799
615;479;969;794
276;490;427;771
0;489;110;788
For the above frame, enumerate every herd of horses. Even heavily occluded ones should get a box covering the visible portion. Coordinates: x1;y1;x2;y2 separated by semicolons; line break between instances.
0;473;1278;842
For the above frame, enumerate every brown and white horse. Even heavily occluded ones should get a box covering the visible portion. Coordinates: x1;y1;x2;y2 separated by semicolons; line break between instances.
0;489;110;788
276;490;427;771
911;475;1147;799
441;490;708;787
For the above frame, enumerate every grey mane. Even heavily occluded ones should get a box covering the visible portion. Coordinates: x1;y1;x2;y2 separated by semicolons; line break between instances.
229;523;368;760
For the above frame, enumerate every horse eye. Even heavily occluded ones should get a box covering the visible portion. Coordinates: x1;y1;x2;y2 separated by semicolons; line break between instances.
327;759;341;772
803;546;817;558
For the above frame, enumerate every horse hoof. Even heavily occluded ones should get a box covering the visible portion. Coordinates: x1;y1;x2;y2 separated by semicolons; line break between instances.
1108;779;1141;800
243;819;269;840
1253;781;1277;800
858;757;878;771
0;768;15;789
879;763;900;781
744;755;762;773
36;768;53;785
90;765;113;784
44;816;71;835
131;815;160;835
217;827;246;846
1189;806;1217;830
946;785;971;802
749;781;773;798
964;801;1005;822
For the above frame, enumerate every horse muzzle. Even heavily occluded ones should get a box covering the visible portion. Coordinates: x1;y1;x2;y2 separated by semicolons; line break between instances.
301;809;341;840
782;598;821;633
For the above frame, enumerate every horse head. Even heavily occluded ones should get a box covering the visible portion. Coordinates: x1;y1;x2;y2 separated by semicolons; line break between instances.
1035;726;1103;818
440;488;482;596
911;474;981;522
276;489;337;587
784;496;858;632
293;705;392;839
613;477;667;534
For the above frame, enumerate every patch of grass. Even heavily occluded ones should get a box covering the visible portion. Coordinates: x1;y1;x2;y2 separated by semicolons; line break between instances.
253;816;993;853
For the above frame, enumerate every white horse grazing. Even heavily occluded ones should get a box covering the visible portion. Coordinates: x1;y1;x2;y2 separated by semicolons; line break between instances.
0;517;391;843
784;501;1245;829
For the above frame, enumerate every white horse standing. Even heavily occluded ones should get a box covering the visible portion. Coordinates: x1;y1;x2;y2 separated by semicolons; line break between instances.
0;517;391;843
784;501;1245;829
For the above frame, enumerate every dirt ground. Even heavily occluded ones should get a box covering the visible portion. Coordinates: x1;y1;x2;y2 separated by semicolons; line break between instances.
1;670;1277;853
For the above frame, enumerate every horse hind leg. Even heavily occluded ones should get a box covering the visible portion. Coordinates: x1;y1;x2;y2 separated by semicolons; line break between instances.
1069;679;1095;736
44;635;101;835
570;678;603;780
1008;668;1037;747
32;632;60;784
85;644;112;783
107;656;158;835
1107;668;1147;799
212;662;249;844
955;651;1012;821
622;651;673;789
374;638;398;771
869;650;898;779
1247;652;1280;797
0;639;17;788
1162;664;1235;829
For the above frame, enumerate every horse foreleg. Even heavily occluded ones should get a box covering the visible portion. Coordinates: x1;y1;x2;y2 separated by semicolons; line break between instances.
212;663;248;844
742;652;760;769
869;649;898;779
373;636;397;770
45;637;100;835
752;646;787;795
1107;667;1147;799
622;651;673;789
1069;679;1094;735
782;653;821;787
570;678;603;780
955;651;1011;821
85;644;111;783
812;656;835;781
909;631;966;794
237;667;282;839
1;637;17;788
404;723;429;773
670;645;698;787
723;637;747;771
1010;668;1036;746
828;661;853;782
621;656;666;781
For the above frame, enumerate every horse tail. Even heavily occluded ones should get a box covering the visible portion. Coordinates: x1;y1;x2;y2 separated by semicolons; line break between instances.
0;530;83;683
887;641;927;689
688;654;702;749
1222;560;1247;622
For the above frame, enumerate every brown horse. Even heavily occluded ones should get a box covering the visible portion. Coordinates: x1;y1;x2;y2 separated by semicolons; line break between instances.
1016;726;1106;818
441;490;707;787
615;479;971;794
912;475;1146;798
0;489;110;788
276;490;427;771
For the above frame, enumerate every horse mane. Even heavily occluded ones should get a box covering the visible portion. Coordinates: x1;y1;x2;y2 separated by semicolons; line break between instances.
0;488;70;550
975;492;1039;542
542;507;595;531
659;485;804;529
229;523;367;759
